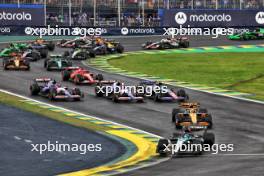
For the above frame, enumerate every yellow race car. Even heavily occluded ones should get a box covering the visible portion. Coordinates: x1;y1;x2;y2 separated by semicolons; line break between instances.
2;53;30;71
171;102;213;130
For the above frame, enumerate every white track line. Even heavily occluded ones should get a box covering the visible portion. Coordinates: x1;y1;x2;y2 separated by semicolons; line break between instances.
0;88;169;175
0;89;162;138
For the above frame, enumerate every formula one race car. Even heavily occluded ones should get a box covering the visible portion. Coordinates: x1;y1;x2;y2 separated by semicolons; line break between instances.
156;127;215;156
95;81;144;103
9;42;49;58
77;37;124;54
44;55;72;71
172;102;213;129
2;53;30;70
92;38;124;54
30;78;83;101
0;44;41;61
139;81;189;102
57;37;93;48
142;37;189;50
31;38;55;51
62;67;106;85
228;28;264;40
64;48;96;60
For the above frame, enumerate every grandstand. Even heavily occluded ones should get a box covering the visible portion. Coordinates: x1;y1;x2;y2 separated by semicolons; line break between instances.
0;0;263;26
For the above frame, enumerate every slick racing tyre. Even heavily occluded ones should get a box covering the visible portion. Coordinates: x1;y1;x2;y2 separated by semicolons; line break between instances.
62;70;71;81
95;74;104;81
47;42;55;51
39;48;48;58
172;108;180;122
203;132;215;147
30;83;40;95
116;44;124;53
157;139;169;156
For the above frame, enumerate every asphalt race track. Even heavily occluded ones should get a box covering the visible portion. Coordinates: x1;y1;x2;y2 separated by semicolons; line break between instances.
0;35;264;176
0;105;126;176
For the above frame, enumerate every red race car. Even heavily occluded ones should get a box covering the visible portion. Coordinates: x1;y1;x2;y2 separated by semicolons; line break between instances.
61;67;113;85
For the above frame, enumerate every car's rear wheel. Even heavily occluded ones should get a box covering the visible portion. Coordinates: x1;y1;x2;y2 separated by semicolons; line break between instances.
39;49;48;58
62;70;71;81
95;86;104;97
154;94;160;102
172;108;180;122
47;42;55;51
73;88;82;101
203;132;215;147
112;94;119;103
157;139;169;156
116;44;124;53
89;50;96;58
30;83;40;95
96;74;104;81
63;51;70;57
33;51;41;61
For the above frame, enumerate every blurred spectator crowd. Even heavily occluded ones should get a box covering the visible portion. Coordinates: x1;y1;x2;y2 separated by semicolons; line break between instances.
1;0;263;26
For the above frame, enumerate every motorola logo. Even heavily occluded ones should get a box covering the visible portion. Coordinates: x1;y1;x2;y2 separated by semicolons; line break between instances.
121;27;129;35
175;12;187;25
0;11;31;21
256;12;264;24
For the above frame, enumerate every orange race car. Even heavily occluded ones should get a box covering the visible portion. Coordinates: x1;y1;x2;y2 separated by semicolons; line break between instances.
61;67;113;85
2;53;30;71
32;38;55;51
171;102;213;130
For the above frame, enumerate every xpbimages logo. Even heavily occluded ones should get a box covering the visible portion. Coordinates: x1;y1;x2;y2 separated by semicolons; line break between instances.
0;11;31;21
175;12;232;24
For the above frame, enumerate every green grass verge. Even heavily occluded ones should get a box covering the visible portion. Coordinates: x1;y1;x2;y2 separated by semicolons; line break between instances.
109;52;264;101
0;92;111;131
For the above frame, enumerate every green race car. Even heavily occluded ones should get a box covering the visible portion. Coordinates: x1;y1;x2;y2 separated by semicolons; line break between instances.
228;28;264;40
0;43;41;61
44;55;72;71
0;43;28;57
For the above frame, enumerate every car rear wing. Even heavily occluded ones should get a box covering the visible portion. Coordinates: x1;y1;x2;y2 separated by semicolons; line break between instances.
188;125;207;130
63;66;80;71
96;80;116;86
180;102;200;109
50;54;63;58
34;78;52;82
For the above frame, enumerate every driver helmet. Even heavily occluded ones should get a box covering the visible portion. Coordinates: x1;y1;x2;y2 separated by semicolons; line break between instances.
116;82;121;86
52;80;57;85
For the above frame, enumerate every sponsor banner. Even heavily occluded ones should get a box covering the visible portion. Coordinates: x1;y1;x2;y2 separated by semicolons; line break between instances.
0;4;44;26
0;26;257;37
0;26;165;36
160;9;264;27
